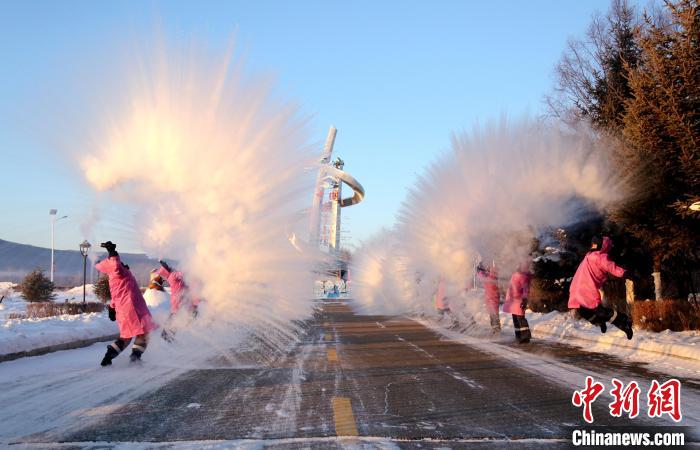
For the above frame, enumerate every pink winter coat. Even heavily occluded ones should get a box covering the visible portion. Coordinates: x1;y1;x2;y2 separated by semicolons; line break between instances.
96;256;157;339
568;237;626;309
434;278;448;310
503;271;532;316
156;266;198;314
478;270;500;315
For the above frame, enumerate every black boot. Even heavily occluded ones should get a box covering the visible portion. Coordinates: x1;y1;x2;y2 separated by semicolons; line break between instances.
612;313;633;340
513;315;531;343
600;322;607;333
130;343;146;363
161;328;174;343
100;345;120;366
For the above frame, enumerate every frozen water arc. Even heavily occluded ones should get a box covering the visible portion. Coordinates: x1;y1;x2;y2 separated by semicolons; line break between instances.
79;38;318;360
352;118;626;316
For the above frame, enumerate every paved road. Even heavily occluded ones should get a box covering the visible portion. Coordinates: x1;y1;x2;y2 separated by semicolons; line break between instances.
45;300;699;448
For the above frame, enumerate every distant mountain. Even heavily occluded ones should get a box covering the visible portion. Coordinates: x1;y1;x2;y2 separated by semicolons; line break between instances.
0;239;159;286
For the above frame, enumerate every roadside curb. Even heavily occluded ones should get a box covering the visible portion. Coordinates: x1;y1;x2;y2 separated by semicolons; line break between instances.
532;326;700;363
0;334;119;363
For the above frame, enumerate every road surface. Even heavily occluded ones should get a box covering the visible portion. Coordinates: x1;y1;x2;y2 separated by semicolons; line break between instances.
4;299;699;449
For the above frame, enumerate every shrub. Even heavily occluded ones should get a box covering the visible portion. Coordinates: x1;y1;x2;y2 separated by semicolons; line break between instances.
25;302;105;319
18;269;56;303
632;300;700;332
94;274;111;303
529;278;569;312
7;313;27;320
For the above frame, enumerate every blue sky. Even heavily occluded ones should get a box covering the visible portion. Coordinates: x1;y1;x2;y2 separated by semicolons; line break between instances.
0;0;617;253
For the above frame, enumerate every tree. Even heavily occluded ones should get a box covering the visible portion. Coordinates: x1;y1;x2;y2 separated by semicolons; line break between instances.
548;0;640;131
613;0;700;297
548;0;699;300
18;269;56;303
94;273;111;303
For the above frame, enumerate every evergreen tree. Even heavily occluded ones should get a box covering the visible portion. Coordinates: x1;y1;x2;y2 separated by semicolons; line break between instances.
18;269;56;303
613;0;700;297
548;0;640;129
94;273;111;303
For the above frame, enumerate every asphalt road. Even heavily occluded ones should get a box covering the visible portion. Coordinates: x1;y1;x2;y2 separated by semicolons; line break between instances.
48;299;700;448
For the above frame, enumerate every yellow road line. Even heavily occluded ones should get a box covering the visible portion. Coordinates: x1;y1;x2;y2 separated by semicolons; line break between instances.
332;396;358;436
324;333;332;341
327;348;338;362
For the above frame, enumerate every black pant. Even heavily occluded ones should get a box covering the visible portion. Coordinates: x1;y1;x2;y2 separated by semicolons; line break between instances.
512;314;531;343
578;305;629;330
112;334;148;355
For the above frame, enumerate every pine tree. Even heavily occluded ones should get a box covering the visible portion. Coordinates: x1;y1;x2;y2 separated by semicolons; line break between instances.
18;269;56;303
94;273;111;303
613;0;700;297
548;0;640;129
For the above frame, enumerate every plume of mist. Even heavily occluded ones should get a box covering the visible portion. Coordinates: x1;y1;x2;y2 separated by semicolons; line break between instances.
79;37;318;363
352;118;626;316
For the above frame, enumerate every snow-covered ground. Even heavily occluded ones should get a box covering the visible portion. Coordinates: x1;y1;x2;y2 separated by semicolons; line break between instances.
0;309;302;444
0;282;100;321
1;311;117;356
0;341;190;443
437;305;700;380
0;282;171;357
524;310;700;370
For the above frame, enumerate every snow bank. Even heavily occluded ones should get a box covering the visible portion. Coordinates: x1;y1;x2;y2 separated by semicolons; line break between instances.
0;288;26;321
0;282;174;359
0;312;118;356
429;296;700;378
524;310;700;365
56;284;97;303
0;282;121;357
0;284;101;320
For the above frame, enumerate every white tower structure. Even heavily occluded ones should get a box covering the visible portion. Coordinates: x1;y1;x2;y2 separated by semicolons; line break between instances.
310;126;364;257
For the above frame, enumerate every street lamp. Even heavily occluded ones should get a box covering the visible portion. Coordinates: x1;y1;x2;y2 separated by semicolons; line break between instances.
690;201;700;212
49;209;68;283
79;240;91;306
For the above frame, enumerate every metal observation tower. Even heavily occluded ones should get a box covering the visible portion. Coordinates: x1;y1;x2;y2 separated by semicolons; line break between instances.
309;126;365;257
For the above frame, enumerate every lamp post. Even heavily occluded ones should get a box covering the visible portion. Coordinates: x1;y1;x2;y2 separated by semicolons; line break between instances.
79;240;91;306
49;209;68;283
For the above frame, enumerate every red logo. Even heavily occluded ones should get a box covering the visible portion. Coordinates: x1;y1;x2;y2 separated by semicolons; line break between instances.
572;377;682;423
609;378;640;419
572;376;605;423
648;379;682;422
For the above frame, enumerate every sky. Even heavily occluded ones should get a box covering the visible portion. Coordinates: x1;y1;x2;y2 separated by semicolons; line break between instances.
0;0;620;253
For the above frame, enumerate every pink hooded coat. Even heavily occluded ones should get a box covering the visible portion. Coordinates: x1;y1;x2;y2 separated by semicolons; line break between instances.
568;237;626;309
434;278;448;310
503;270;532;316
156;266;199;314
477;269;500;315
96;256;157;339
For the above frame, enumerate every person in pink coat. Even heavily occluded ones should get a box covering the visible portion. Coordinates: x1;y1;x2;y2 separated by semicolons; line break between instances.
96;241;157;366
433;276;450;316
155;260;198;315
156;259;200;341
568;236;634;339
503;262;532;343
477;264;501;332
